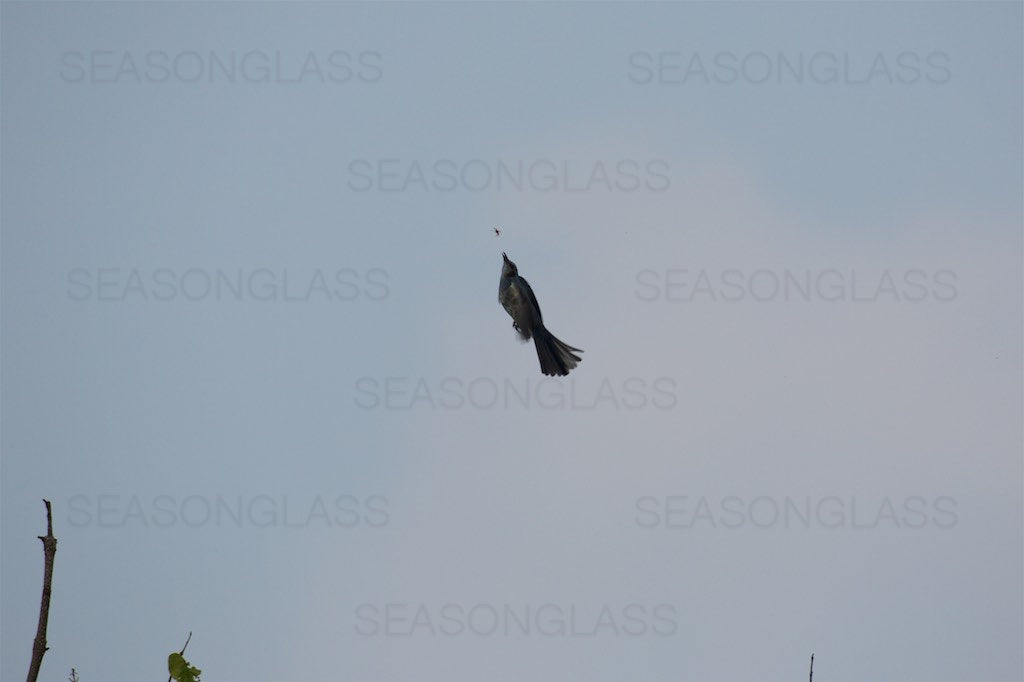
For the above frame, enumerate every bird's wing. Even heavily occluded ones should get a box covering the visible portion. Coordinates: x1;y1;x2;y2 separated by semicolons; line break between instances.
522;277;544;324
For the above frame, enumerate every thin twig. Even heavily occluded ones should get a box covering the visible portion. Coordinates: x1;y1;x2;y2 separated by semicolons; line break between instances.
809;653;815;682
27;500;57;682
179;631;192;655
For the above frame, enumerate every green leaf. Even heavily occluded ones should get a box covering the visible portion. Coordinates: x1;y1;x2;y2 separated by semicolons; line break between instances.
168;652;202;682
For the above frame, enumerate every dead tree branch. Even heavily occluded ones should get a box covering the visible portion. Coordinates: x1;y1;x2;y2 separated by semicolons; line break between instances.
27;499;57;682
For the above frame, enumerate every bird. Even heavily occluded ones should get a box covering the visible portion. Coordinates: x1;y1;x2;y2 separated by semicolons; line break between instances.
498;252;583;376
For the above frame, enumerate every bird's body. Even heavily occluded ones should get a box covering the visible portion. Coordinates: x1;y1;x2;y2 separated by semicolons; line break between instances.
499;252;583;376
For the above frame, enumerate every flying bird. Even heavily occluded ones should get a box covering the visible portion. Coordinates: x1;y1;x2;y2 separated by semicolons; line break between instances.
498;252;583;376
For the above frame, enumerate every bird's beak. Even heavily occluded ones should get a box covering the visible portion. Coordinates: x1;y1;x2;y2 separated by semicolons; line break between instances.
502;252;510;262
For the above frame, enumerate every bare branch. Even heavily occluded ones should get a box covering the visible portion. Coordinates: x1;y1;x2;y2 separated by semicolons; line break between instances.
27;499;57;682
809;653;815;682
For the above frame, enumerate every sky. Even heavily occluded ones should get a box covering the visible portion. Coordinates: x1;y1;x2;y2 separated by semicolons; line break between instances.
1;2;1021;681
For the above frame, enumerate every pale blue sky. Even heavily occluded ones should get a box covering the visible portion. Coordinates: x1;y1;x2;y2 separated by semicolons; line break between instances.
2;2;1021;681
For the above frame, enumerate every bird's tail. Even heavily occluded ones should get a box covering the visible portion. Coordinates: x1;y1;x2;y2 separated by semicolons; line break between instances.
533;326;583;376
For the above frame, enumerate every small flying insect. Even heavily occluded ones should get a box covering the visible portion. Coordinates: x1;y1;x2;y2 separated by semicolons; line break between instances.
493;227;501;237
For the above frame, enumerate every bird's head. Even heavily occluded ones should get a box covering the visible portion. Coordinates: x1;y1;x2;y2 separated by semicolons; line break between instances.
501;252;518;277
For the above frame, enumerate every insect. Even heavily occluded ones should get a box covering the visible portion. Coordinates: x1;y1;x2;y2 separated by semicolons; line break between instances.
493;227;501;236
